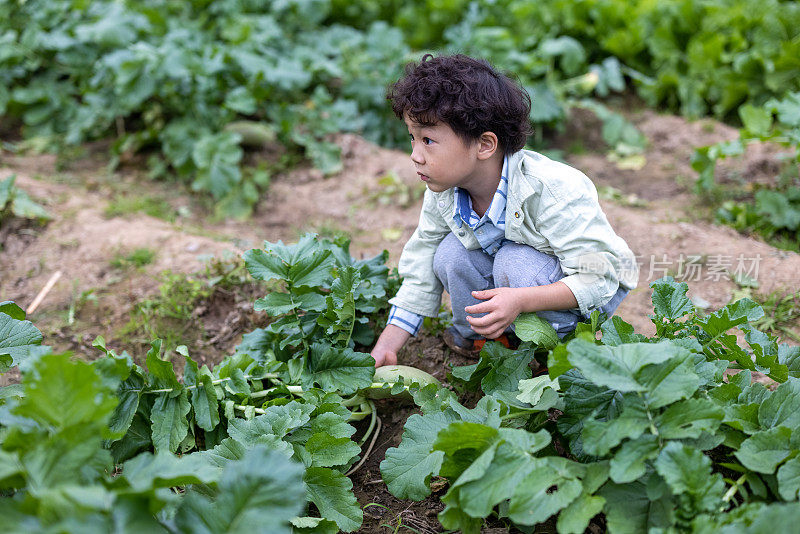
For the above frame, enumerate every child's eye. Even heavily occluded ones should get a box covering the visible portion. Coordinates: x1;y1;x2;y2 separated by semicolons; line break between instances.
422;137;433;145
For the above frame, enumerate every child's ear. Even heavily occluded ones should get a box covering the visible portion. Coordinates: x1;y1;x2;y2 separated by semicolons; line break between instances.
476;131;499;160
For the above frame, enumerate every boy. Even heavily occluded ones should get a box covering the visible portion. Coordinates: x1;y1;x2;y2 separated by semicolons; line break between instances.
371;54;638;367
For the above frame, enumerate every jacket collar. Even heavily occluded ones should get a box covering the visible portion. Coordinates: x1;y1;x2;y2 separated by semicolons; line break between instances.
432;149;541;216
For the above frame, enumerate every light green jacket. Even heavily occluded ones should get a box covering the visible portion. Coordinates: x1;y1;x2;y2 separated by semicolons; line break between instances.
388;149;639;318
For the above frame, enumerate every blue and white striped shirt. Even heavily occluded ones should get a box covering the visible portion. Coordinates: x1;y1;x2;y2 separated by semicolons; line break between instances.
388;156;511;336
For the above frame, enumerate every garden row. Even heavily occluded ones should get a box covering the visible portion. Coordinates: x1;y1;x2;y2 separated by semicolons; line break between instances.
2;235;800;532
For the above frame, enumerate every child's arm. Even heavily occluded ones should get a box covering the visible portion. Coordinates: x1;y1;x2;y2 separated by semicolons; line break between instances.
370;325;411;367
464;282;578;339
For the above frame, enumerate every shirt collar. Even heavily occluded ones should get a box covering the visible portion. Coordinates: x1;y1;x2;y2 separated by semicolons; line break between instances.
453;155;510;228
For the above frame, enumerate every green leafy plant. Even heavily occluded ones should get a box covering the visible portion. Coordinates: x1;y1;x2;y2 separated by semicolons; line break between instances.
0;296;439;532
0;174;51;224
0;1;411;216
381;277;800;533
242;233;396;368
692;92;800;249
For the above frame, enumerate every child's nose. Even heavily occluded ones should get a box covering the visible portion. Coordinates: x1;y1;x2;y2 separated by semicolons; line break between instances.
410;145;424;165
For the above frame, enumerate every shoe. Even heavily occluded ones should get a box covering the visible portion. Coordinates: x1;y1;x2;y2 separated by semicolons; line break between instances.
442;327;518;357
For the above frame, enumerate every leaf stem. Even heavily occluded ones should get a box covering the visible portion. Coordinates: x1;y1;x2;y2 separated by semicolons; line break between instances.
358;400;378;446
288;285;311;356
500;408;539;421
144;373;278;394
248;384;304;398
722;474;747;505
234;404;267;415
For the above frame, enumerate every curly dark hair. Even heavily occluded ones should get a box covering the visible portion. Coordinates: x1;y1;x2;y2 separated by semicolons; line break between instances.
387;54;532;154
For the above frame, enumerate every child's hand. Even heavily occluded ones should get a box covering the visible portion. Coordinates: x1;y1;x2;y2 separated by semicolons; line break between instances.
370;324;410;367
464;288;523;339
371;346;398;368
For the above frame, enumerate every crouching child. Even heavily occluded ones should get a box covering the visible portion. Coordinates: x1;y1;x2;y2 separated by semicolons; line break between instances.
371;54;639;367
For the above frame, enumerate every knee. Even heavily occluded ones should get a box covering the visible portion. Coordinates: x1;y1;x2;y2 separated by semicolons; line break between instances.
433;233;468;283
494;244;562;288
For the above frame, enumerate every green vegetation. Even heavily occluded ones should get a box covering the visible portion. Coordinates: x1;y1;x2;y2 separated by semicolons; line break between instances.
334;0;800;120
692;92;800;250
0;238;423;532
1;0;655;217
0;0;414;216
104;194;177;222
123;270;212;352
110;247;157;269
122;256;257;354
0;174;50;224
731;287;800;344
382;277;800;532
4;238;800;532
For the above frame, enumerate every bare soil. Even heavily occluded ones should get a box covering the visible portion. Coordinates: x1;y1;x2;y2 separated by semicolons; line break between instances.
2;109;799;532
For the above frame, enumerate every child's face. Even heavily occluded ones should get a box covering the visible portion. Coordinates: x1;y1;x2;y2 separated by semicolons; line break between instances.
404;115;482;193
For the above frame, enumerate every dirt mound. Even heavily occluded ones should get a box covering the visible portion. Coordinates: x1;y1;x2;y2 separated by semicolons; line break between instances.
3;112;799;352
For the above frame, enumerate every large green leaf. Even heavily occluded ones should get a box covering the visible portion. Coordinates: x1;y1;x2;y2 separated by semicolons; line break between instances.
514;312;559;349
718;502;800;534
636;353;701;409
654;442;725;513
304;433;361;468
302;343;373;395
120;451;221;492
516;375;561;410
183;357;220;432
253;292;326;315
0;307;45;368
246;234;335;288
696;298;764;339
22;426;111;489
600;315;648;346
450;342;534;395
557;493;605;534
758;377;800;429
507;458;584;526
735;426;795;473
149;390;190;453
650;277;694;320
174;446;306;534
110;412;153;464
243;248;287;283
656;398;724;439
381;410;458;500
226;401;314;453
567;339;696;401
582;400;649;456
144;340;181;392
15;353;117;431
777;456;800;501
599;478;674;533
609;434;659;483
437;426;550;520
304;467;362;532
107;370;144;438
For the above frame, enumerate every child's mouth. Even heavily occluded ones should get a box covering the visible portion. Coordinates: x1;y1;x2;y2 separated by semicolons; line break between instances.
418;172;430;182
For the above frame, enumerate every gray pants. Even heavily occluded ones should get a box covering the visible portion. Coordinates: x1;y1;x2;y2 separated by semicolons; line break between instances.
433;232;629;340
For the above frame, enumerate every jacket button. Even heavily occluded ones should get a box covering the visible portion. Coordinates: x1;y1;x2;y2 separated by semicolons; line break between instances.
458;231;466;237
514;211;521;219
438;200;445;207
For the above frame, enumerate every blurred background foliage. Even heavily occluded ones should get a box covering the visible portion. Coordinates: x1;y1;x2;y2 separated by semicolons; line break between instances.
1;0;799;217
